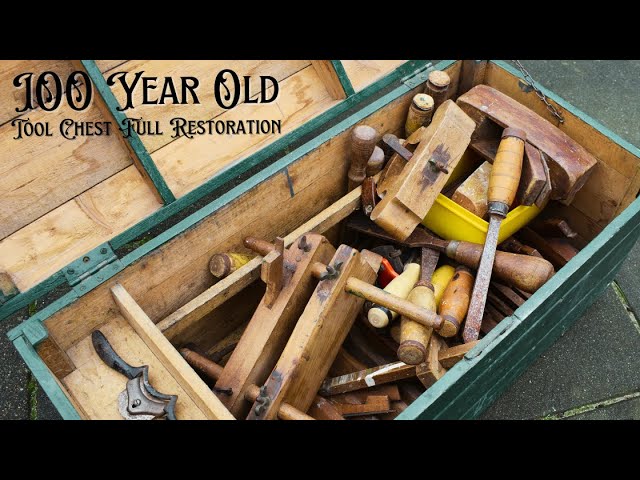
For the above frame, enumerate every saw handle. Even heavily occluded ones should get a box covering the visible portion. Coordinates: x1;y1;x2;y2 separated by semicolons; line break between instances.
92;330;144;380
488;129;526;211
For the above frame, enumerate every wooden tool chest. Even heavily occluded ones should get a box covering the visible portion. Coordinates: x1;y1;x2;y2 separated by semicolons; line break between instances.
3;60;640;419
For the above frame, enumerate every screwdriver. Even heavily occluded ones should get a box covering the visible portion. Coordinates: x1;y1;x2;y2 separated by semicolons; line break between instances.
463;128;526;343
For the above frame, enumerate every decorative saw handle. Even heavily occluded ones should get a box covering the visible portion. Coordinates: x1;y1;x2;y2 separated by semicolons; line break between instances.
91;330;145;380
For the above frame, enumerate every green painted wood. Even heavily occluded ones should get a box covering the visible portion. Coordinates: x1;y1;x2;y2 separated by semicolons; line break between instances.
0;60;435;323
330;60;356;97
13;335;81;420
80;60;176;204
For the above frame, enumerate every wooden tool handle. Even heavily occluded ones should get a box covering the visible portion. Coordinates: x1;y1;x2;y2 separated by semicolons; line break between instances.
349;125;378;190
448;241;554;293
366;146;386;177
367;263;420;327
488;129;526;211
398;285;436;364
244;237;276;256
209;253;253;279
438;266;474;337
346;277;443;330
431;265;456;307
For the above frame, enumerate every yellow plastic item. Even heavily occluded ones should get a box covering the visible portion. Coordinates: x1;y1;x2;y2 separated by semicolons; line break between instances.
422;152;542;244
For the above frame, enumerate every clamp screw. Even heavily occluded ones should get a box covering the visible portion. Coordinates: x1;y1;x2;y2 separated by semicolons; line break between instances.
298;235;311;252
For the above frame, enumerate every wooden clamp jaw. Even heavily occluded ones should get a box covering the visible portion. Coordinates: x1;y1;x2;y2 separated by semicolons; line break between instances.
214;233;336;418
371;100;475;241
247;246;382;420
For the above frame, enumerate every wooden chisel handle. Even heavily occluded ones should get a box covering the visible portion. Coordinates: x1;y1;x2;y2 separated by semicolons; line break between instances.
438;266;474;337
367;263;420;328
446;241;554;293
398;284;436;364
488;128;526;212
346;277;445;332
348;125;378;190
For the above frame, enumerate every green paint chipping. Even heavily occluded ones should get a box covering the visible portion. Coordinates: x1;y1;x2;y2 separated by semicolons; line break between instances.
540;391;640;420
611;280;640;334
27;374;38;420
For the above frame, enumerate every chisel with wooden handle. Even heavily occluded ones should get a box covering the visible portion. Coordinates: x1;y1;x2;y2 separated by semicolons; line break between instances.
463;128;526;343
346;214;554;293
438;266;474;337
397;248;439;365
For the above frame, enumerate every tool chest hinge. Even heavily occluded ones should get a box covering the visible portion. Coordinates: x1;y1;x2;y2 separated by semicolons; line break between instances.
63;243;123;295
402;62;434;89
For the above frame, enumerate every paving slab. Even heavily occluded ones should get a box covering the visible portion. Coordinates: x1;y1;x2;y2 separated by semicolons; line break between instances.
0;314;29;420
510;60;640;146
482;286;640;419
615;238;640;319
566;395;640;420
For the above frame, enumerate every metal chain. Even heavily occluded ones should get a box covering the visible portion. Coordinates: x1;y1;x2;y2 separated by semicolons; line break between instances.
513;60;565;124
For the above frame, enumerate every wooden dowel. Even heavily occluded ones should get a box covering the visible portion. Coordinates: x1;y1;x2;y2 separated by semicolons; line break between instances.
345;277;444;332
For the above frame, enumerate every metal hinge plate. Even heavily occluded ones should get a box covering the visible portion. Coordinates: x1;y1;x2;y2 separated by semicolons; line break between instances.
63;243;123;295
402;62;434;89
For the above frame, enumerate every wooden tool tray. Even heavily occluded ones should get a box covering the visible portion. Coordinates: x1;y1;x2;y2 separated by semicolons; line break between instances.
6;60;640;419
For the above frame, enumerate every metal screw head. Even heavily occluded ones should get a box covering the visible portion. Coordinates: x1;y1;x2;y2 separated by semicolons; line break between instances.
100;247;108;254
67;268;75;275
298;235;311;252
132;399;141;408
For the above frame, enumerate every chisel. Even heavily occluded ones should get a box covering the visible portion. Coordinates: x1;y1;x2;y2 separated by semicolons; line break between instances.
463;128;526;343
348;125;378;190
397;247;439;365
346;214;554;293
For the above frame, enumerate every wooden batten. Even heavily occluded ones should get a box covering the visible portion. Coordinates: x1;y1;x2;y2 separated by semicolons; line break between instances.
311;61;349;99
110;283;234;420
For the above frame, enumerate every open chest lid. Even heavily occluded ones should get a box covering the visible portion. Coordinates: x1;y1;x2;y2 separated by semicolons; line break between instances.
0;59;431;319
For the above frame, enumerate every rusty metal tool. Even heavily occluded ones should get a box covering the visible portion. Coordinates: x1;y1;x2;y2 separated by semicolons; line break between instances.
92;330;177;420
346;213;554;293
463;128;527;343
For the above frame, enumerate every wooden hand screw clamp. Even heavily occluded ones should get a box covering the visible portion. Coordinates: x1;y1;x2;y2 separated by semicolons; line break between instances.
213;233;335;418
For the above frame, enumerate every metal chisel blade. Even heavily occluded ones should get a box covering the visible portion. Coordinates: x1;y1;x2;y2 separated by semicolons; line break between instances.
463;215;502;343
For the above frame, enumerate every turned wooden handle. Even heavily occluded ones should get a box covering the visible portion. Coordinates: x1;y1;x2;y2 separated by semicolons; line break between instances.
349;125;377;190
244;237;276;256
398;285;436;365
448;241;554;293
180;348;313;420
367;263;420;327
438;266;474;337
209;253;253;279
346;277;443;330
488;129;526;209
431;265;456;307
